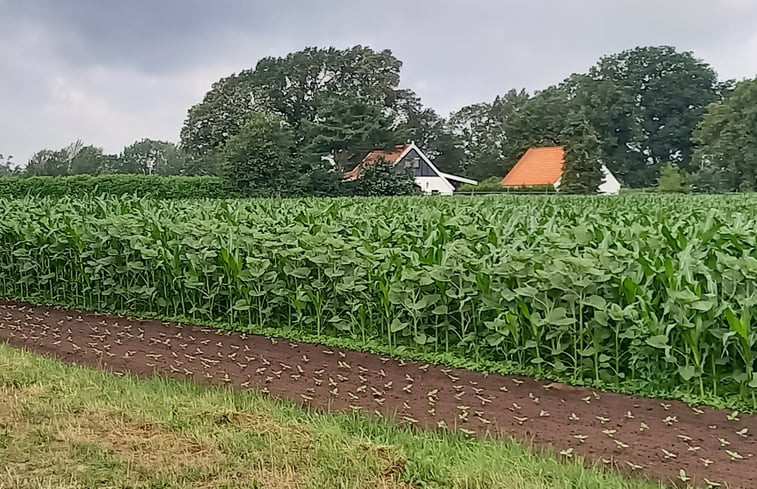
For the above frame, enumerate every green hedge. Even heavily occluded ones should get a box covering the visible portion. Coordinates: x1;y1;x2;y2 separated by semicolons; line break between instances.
0;175;239;199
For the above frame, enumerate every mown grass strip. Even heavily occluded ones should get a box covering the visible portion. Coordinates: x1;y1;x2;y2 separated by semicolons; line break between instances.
0;343;664;489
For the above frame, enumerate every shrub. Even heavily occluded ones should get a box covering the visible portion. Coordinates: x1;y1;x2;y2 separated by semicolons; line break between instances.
657;163;691;193
346;160;419;196
459;177;556;194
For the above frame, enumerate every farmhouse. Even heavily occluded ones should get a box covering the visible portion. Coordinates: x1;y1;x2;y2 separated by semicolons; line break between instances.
502;146;621;195
344;142;477;195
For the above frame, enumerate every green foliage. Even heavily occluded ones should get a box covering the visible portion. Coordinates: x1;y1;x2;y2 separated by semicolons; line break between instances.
451;46;722;188
693;77;757;193
25;149;72;176
221;113;302;197
25;141;120;176
559;112;604;194
0;153;19;176
0;194;755;407
449;89;531;180
117;139;186;175
301;96;403;170
657;163;691;193
347;160;420;196
459;176;505;193
69;145;116;175
570;46;721;186
181;46;418;162
0;175;237;199
459;178;556;194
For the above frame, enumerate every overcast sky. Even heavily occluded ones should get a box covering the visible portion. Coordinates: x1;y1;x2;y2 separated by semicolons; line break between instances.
2;0;757;164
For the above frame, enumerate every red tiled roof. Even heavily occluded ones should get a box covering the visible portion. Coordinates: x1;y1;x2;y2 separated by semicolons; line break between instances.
502;146;564;187
344;144;409;179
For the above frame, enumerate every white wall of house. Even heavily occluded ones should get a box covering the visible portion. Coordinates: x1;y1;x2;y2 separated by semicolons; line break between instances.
599;165;621;195
415;176;455;195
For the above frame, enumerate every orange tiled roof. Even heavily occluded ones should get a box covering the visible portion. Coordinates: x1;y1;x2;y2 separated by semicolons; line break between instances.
502;146;565;187
344;144;409;179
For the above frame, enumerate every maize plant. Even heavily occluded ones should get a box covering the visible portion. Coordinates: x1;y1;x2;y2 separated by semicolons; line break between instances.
0;194;755;406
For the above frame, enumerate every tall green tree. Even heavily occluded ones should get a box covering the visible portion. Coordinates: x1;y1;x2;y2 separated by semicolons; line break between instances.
25;141;116;176
398;103;464;174
301;96;402;171
571;46;721;187
118;139;185;175
70;145;115;175
181;46;418;162
180;74;259;158
692;77;757;192
657;163;691;193
25;149;70;176
449;89;531;180
221;112;302;197
559;111;604;194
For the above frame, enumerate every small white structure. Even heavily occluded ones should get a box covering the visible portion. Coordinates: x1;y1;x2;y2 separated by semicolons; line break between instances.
344;142;477;195
502;146;621;195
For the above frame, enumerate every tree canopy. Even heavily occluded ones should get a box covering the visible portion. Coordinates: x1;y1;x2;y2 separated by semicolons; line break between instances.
118;139;185;175
572;46;722;187
16;44;755;196
692;77;757;192
180;46;418;165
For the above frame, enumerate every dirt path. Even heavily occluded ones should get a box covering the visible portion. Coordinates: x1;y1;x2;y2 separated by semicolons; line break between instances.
0;301;754;488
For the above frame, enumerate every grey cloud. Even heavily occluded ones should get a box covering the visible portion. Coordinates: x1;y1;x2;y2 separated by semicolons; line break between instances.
2;0;757;164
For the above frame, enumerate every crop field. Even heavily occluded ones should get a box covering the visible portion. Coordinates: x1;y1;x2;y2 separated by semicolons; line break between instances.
0;194;755;407
0;194;756;487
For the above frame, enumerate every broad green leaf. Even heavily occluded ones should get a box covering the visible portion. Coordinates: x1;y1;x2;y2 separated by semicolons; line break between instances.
646;335;669;349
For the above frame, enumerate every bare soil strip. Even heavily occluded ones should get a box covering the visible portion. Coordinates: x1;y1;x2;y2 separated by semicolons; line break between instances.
0;301;754;488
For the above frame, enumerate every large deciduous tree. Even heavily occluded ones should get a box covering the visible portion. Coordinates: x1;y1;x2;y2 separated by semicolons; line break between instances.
181;46;416;163
70;145;115;175
692;77;757;192
449;89;531;180
0;154;18;176
25;141;116;176
118;139;185;175
25;150;70;176
572;46;721;187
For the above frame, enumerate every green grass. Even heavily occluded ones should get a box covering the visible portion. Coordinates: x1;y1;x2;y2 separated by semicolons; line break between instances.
0;344;664;489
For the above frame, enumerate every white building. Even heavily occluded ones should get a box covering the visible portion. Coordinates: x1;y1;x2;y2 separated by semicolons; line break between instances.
501;146;621;195
344;142;477;195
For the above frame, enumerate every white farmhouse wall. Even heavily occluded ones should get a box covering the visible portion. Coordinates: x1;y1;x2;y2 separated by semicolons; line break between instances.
415;176;455;195
599;165;621;195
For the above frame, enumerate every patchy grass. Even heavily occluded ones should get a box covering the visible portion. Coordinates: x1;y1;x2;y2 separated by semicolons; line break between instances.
0;344;664;489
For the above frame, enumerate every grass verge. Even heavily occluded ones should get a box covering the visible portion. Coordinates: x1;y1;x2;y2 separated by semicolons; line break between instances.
0;343;665;489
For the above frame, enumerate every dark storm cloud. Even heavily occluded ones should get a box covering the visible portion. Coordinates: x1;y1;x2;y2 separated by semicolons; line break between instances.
2;0;757;164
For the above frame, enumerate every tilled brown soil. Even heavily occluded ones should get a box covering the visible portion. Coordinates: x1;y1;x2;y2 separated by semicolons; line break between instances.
0;301;755;488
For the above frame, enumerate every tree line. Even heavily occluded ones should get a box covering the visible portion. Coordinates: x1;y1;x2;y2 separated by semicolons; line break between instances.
6;44;757;194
